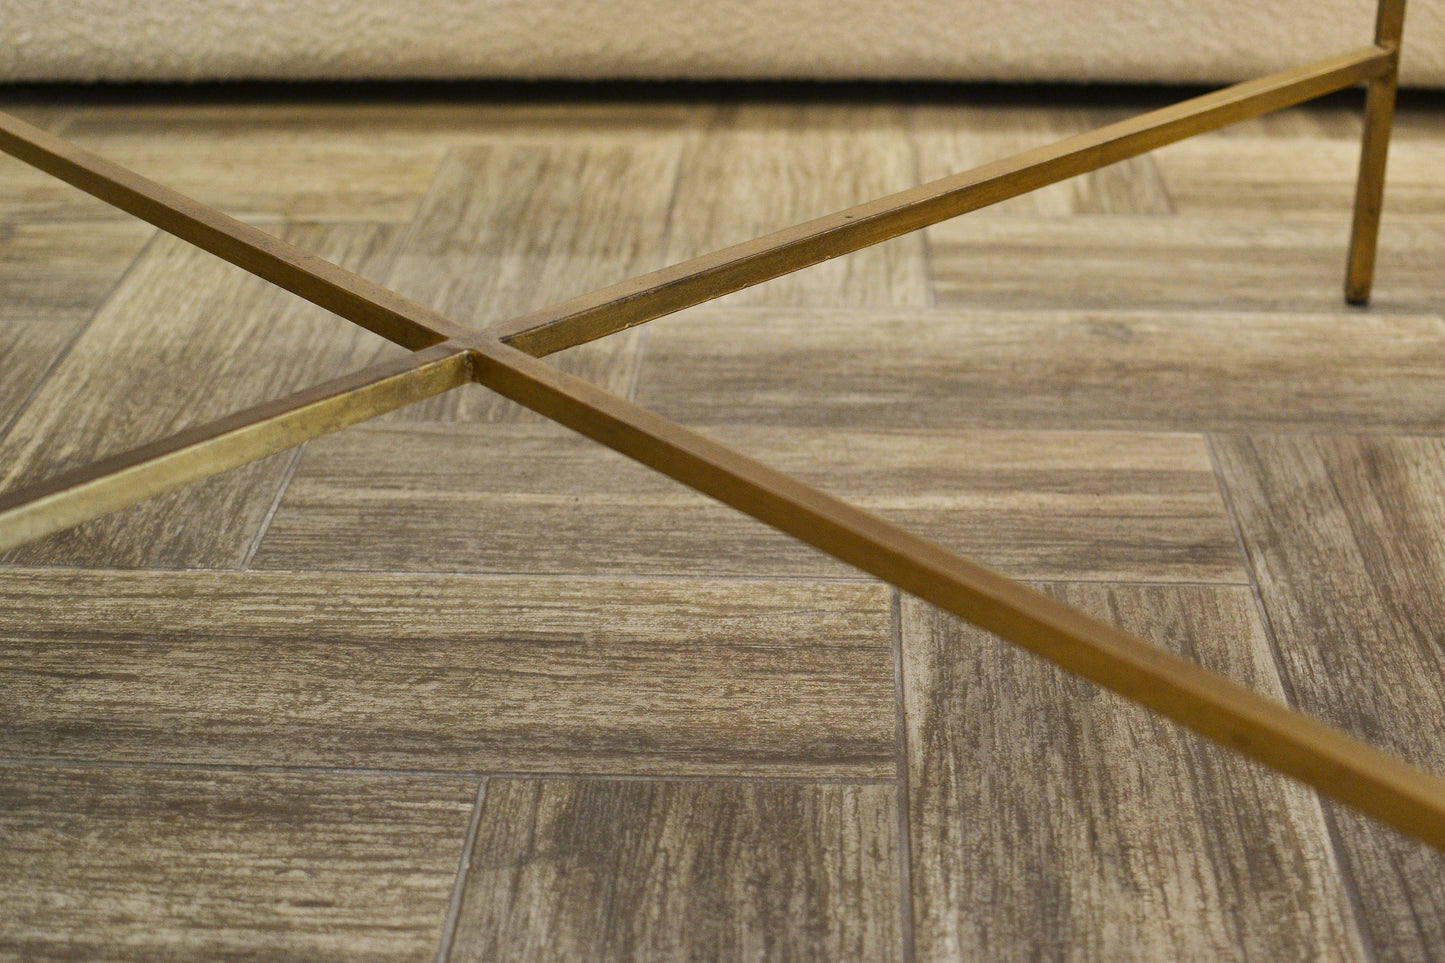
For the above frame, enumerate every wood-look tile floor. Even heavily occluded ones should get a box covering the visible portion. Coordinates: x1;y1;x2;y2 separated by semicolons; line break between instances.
0;81;1441;961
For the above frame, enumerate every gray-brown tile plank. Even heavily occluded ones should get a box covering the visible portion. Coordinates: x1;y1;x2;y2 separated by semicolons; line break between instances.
0;224;401;570
0;568;894;777
1;87;1443;961
0;219;153;322
0;122;127;221
1;99;695;221
253;420;1242;583
451;778;901;962
903;583;1366;961
0;763;475;963
0;321;86;438
635;306;1445;432
47;109;452;222
927;214;1445;315
664;103;929;306
1152;135;1445;217
912;101;1174;216
381;138;683;421
0;216;153;442
1212;434;1445;959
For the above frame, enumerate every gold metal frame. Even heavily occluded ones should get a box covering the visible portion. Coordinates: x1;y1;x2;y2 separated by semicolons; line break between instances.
4;0;1440;850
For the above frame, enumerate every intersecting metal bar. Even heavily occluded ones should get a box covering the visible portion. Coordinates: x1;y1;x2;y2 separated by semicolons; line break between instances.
0;46;1389;362
0;38;1439;856
1345;0;1407;303
487;45;1394;357
0;344;472;553
0;113;474;350
468;336;1445;851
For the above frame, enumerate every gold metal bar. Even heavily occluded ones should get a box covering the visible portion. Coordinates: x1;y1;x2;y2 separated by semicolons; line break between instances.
0;34;1430;856
0;112;474;350
0;45;1390;359
1345;1;1407;303
0;344;472;553
468;336;1445;852
487;46;1394;357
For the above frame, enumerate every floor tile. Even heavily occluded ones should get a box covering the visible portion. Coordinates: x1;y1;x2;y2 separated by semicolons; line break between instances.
254;420;1243;583
0;763;474;963
1213;433;1445;958
904;583;1365;961
451;777;900;962
0;569;894;777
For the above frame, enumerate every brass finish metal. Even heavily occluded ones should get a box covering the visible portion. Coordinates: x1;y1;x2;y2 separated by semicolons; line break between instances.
468;335;1445;849
3;9;1440;855
0;113;470;350
0;344;472;553
0;46;1392;361
491;45;1394;357
1346;0;1407;303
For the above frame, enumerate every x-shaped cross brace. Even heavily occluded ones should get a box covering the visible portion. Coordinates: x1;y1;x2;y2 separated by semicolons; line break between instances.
3;4;1441;854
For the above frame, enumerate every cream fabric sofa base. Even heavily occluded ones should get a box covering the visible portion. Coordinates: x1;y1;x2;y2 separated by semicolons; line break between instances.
4;0;1443;88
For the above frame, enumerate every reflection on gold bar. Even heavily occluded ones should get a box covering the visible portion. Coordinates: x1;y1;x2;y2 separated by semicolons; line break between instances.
0;344;471;553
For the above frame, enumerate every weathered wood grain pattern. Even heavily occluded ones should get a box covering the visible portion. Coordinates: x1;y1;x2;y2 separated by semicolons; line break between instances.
491;52;1390;357
0;102;72;131
0;568;894;776
380;140;682;420
254;420;1241;583
0;219;153;322
0;763;475;963
451;778;901;962
0;223;401;569
635;306;1445;432
388;142;683;323
0;99;695;222
0;321;87;437
662;104;929;306
0;152;128;221
1153;136;1445;216
63;100;695;146
0;107;108;220
1142;82;1445;226
927;214;1445;314
903;583;1366;962
53;112;452;222
1212;434;1445;959
2;84;1442;959
912;101;1174;216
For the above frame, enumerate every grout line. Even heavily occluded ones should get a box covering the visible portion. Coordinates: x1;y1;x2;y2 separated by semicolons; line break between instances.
1202;434;1303;709
428;771;899;786
1149;150;1180;216
202;567;884;585
0;756;896;785
0;756;487;778
0;560;1263;590
890;587;917;963
1021;577;1252;588
436;777;488;963
1316;802;1384;963
237;443;306;570
1203;431;1380;963
287;413;1445;441
904;576;1254;590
